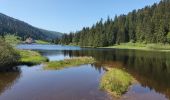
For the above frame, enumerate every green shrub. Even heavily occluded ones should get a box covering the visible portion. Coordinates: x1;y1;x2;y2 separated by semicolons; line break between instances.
4;34;21;46
0;39;20;67
167;32;170;43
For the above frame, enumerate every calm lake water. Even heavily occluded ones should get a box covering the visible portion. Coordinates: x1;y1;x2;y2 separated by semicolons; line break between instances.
0;44;170;100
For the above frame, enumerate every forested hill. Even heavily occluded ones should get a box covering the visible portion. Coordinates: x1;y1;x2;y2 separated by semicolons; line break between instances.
0;13;62;41
59;0;170;47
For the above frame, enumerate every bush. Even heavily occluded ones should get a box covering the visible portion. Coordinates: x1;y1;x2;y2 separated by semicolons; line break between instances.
0;38;20;67
4;34;21;46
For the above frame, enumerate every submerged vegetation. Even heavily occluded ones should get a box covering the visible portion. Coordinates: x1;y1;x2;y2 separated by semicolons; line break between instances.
19;50;48;65
44;57;95;70
100;68;133;97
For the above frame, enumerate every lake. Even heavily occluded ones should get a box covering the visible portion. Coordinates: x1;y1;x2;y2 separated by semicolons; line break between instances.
0;44;169;100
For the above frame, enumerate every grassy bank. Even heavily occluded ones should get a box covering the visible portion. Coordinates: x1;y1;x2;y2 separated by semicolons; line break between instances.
100;68;133;97
101;43;170;52
44;57;95;70
19;50;48;65
0;35;49;68
35;40;50;44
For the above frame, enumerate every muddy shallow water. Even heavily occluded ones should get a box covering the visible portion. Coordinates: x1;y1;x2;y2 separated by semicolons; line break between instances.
0;44;169;100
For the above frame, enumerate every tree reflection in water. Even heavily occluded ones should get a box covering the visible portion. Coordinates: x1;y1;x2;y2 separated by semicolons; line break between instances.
0;66;21;95
62;49;170;99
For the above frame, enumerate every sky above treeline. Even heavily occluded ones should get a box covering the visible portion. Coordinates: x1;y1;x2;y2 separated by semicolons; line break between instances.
0;0;160;33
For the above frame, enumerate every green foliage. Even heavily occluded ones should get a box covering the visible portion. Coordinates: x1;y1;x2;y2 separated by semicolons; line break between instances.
167;32;170;43
4;34;21;46
59;0;170;47
0;39;20;67
100;68;133;96
44;57;96;70
19;50;48;65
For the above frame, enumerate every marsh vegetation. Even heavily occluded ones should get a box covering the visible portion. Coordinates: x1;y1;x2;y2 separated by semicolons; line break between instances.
44;57;95;70
100;68;133;97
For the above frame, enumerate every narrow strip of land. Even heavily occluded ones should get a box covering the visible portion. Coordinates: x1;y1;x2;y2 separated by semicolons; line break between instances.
44;57;96;70
100;43;170;52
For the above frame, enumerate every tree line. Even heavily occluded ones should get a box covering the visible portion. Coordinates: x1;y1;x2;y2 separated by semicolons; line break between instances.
56;0;170;47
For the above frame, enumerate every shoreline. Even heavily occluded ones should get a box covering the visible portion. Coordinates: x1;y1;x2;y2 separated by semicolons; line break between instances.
99;46;170;52
80;43;170;52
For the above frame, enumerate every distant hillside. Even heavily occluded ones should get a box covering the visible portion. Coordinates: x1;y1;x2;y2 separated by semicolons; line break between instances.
0;13;62;41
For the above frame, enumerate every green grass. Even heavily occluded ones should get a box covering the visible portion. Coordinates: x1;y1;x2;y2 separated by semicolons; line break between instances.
102;42;170;52
146;44;170;50
19;50;48;65
35;40;50;44
100;68;133;97
44;57;96;70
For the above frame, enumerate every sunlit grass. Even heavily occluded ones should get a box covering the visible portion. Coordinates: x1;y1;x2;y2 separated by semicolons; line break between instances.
44;57;96;70
147;44;170;50
19;50;48;65
102;42;170;52
35;40;50;44
100;68;133;97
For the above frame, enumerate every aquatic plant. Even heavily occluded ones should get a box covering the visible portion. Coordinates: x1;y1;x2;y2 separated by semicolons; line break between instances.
100;68;133;97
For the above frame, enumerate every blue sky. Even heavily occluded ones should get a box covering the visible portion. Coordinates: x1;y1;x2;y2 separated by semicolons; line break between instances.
0;0;160;33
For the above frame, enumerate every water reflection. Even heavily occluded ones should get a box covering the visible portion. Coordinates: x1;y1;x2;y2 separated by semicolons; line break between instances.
9;44;170;99
0;64;111;100
0;67;21;95
61;49;170;99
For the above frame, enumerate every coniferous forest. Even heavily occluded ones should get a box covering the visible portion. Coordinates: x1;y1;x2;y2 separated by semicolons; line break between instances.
58;0;170;47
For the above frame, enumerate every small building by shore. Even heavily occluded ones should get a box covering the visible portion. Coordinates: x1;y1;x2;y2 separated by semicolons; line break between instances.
24;37;35;44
